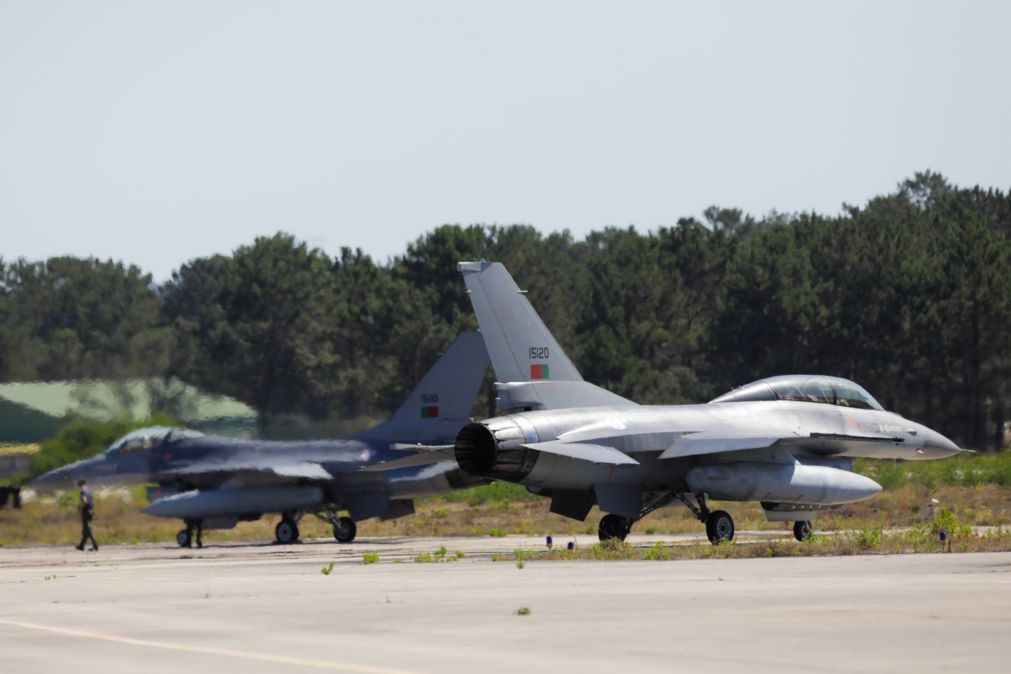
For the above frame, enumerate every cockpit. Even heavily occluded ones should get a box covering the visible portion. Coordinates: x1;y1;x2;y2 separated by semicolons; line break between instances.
105;426;205;454
709;375;885;411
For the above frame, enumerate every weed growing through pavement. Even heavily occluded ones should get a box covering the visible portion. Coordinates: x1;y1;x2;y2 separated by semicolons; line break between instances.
414;546;464;563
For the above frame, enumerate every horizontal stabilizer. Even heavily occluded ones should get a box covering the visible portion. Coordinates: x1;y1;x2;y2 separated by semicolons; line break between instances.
523;440;639;465
360;447;455;472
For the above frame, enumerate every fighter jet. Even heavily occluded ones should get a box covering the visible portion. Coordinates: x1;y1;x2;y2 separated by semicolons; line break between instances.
383;262;963;544
31;332;489;546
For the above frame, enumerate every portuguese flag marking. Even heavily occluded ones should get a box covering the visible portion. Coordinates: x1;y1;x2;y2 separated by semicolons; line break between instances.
421;405;439;419
530;363;550;380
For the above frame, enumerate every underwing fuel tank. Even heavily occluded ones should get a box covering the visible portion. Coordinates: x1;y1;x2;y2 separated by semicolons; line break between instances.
143;485;325;519
687;463;882;505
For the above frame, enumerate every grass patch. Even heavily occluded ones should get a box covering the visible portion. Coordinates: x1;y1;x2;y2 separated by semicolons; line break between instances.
362;552;380;564
441;482;540;506
852;525;883;550
413;545;463;563
855;451;1011;489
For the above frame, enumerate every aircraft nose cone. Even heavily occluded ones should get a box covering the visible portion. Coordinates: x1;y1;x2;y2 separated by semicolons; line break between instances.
30;465;75;491
30;455;112;491
925;430;961;458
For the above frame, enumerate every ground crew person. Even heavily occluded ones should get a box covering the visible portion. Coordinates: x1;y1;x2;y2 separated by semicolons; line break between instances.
183;518;203;548
75;479;98;551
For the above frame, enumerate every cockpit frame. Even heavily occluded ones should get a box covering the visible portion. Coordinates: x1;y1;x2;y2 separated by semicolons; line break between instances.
710;375;885;411
106;426;205;454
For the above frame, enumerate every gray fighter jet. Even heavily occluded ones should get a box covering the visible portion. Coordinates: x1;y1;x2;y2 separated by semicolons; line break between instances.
31;332;489;546
382;262;963;544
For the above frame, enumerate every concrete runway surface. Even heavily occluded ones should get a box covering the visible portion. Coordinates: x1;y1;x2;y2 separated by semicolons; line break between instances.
1;537;1009;674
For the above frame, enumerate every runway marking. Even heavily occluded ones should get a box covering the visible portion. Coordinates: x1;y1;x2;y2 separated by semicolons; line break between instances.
0;618;423;674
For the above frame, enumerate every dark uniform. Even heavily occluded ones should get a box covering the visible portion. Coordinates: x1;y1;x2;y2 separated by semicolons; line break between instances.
76;482;98;551
183;518;203;548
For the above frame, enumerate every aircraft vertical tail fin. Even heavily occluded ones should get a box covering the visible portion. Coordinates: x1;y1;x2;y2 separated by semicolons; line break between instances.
458;261;583;383
458;261;634;410
358;331;489;443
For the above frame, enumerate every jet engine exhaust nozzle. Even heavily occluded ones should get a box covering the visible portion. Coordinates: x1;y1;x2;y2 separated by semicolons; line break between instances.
454;418;537;482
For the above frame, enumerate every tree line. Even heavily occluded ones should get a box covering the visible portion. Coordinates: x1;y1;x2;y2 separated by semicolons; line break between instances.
1;172;1008;449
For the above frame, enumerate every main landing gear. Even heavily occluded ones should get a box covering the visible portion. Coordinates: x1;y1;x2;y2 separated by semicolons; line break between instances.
595;491;815;546
598;514;633;541
274;512;302;545
332;516;357;543
793;520;813;542
597;491;681;542
177;518;204;548
677;493;735;545
705;510;735;544
312;508;357;544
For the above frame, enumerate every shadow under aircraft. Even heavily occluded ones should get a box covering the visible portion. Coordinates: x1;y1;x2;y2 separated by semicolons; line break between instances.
375;262;964;544
32;332;489;547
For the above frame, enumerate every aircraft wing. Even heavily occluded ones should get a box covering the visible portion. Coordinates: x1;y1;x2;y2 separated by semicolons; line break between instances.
170;459;333;482
659;434;785;459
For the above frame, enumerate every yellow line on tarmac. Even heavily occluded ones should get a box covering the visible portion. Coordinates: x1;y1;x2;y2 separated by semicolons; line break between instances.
0;618;423;674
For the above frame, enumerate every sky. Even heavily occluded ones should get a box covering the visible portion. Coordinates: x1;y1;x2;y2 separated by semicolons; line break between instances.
2;1;1009;281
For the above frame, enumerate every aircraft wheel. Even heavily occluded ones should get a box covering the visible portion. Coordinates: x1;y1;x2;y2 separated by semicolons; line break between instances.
705;510;735;545
598;514;632;542
176;529;191;548
333;517;357;544
275;519;300;545
793;520;813;542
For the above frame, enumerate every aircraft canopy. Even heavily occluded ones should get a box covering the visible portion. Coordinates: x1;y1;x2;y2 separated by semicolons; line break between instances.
106;426;204;454
710;375;884;411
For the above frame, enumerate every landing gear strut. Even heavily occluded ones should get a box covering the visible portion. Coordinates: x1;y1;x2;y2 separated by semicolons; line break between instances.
312;507;356;544
677;492;735;545
596;491;681;542
333;516;357;543
598;514;632;541
274;513;301;545
793;520;813;542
